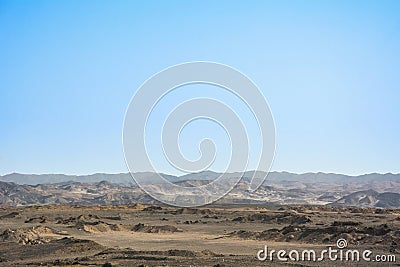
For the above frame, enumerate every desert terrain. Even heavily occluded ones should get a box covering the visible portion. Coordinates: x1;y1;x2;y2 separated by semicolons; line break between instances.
0;204;399;266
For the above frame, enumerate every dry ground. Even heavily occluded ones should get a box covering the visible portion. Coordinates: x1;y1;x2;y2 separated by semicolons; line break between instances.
0;204;399;266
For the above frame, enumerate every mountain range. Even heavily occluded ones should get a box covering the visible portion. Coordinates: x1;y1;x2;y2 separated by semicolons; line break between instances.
1;171;399;185
0;171;400;208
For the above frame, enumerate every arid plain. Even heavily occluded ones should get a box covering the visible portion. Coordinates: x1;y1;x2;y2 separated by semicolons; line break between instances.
0;204;399;266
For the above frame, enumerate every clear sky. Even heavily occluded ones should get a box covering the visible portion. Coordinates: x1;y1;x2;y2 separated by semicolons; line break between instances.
0;0;399;176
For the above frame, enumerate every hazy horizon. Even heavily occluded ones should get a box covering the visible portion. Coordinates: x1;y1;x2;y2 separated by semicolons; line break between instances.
1;170;400;177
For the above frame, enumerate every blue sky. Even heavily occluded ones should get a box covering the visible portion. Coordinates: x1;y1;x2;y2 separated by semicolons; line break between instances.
0;0;399;175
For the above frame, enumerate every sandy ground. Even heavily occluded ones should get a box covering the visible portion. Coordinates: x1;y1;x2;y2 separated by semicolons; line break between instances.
0;204;399;266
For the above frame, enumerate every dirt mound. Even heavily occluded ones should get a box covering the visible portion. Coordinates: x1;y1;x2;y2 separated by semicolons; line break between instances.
142;206;163;212
232;212;311;225
229;223;398;245
0;211;19;219
332;221;362;226
52;237;105;252
6;237;107;259
0;226;59;245
102;215;122;220
55;213;128;233
56;214;100;225
296;223;393;244
77;214;100;221
0;236;106;263
73;220;127;233
173;208;213;215
127;203;147;210
132;223;182;233
25;216;47;223
166;249;198;257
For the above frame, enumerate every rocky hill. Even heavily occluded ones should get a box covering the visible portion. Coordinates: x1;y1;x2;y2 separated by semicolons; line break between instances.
332;189;400;208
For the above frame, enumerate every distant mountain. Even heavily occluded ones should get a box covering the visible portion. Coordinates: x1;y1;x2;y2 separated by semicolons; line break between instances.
0;172;400;207
331;190;400;208
0;180;146;207
1;171;399;185
0;172;178;185
0;173;133;185
265;172;400;183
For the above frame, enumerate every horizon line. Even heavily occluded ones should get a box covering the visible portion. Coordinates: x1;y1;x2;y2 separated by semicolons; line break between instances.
1;170;399;177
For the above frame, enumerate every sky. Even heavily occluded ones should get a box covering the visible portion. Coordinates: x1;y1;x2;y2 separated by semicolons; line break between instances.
0;0;399;176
